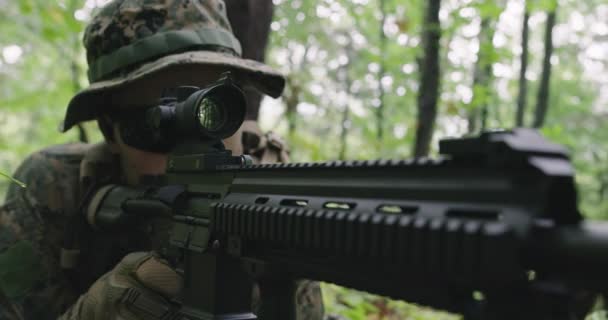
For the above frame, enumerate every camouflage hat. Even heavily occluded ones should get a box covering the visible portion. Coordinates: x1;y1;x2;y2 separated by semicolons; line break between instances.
61;0;285;133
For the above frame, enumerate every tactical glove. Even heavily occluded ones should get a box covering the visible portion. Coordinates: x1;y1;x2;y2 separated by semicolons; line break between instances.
59;252;182;320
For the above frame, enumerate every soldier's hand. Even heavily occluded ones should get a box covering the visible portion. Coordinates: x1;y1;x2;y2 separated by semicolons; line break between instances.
59;252;182;320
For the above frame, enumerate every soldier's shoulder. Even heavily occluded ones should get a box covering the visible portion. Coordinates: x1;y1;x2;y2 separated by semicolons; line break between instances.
0;143;93;317
1;142;93;248
5;143;91;208
1;142;92;267
10;142;90;180
9;143;90;180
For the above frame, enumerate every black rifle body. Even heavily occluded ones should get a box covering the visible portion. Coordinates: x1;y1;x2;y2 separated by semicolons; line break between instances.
102;129;608;320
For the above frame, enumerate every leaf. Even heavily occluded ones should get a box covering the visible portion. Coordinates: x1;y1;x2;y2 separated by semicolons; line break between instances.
532;0;558;12
18;0;33;14
477;1;503;19
0;171;26;189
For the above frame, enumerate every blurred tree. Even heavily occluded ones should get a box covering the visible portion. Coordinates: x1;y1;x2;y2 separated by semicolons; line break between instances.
376;0;388;143
413;0;442;157
285;75;304;140
225;0;275;121
65;0;89;143
0;0;93;196
467;1;501;133
533;1;557;128
338;39;355;161
515;0;530;127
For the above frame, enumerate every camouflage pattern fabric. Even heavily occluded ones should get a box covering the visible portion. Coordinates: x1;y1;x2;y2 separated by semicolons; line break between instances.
0;140;323;319
84;0;240;81
242;120;290;163
0;144;90;320
295;280;325;320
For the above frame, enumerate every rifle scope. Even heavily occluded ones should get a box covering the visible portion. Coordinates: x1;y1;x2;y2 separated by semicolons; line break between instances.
149;73;246;141
118;73;247;152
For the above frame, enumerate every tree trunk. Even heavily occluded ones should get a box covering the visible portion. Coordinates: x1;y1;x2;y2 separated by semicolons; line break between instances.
65;0;88;143
515;4;530;127
225;0;274;121
338;106;350;160
533;9;556;128
600;172;608;202
339;49;354;160
413;0;441;157
478;38;495;132
70;35;88;143
468;17;496;134
284;77;300;140
376;0;387;143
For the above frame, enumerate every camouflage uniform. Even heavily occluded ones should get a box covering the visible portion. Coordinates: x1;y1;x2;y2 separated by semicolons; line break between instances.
0;0;323;319
0;144;91;319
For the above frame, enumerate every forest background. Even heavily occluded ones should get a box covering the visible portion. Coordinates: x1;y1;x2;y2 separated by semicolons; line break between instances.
0;0;607;319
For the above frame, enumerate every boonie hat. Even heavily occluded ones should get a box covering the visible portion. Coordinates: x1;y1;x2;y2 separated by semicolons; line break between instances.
61;0;285;132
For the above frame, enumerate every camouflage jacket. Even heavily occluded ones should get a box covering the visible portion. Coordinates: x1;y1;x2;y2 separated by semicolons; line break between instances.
0;131;323;319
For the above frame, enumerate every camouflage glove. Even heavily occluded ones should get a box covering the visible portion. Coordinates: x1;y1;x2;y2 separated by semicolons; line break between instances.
59;252;182;320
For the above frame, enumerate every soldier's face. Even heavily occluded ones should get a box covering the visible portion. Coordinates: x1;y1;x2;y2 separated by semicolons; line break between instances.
109;123;243;186
104;66;245;185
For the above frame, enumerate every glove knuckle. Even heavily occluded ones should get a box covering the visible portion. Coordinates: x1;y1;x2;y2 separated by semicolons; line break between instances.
119;287;175;320
134;257;183;297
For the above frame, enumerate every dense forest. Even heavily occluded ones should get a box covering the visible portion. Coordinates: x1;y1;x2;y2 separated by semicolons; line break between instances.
0;0;607;318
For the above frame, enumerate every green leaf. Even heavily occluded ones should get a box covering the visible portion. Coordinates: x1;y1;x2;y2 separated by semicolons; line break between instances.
477;1;502;19
18;0;34;14
0;171;26;189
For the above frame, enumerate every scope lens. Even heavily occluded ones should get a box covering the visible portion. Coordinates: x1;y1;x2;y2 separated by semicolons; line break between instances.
197;97;225;132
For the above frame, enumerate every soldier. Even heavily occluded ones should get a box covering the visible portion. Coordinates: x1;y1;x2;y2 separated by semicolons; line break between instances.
0;1;323;319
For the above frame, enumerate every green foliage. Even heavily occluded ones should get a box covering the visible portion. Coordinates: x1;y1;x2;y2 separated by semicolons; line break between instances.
0;0;103;197
322;283;461;320
264;1;608;315
531;0;558;12
475;1;503;19
587;310;608;320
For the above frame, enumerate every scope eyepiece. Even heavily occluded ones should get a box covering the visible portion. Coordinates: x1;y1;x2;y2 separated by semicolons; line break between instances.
197;95;224;132
117;72;247;153
178;77;246;141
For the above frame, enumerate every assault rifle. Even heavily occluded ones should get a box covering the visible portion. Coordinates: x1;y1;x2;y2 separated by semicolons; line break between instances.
88;75;608;320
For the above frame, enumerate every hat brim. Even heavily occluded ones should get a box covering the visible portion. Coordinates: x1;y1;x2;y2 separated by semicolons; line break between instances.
61;50;285;132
